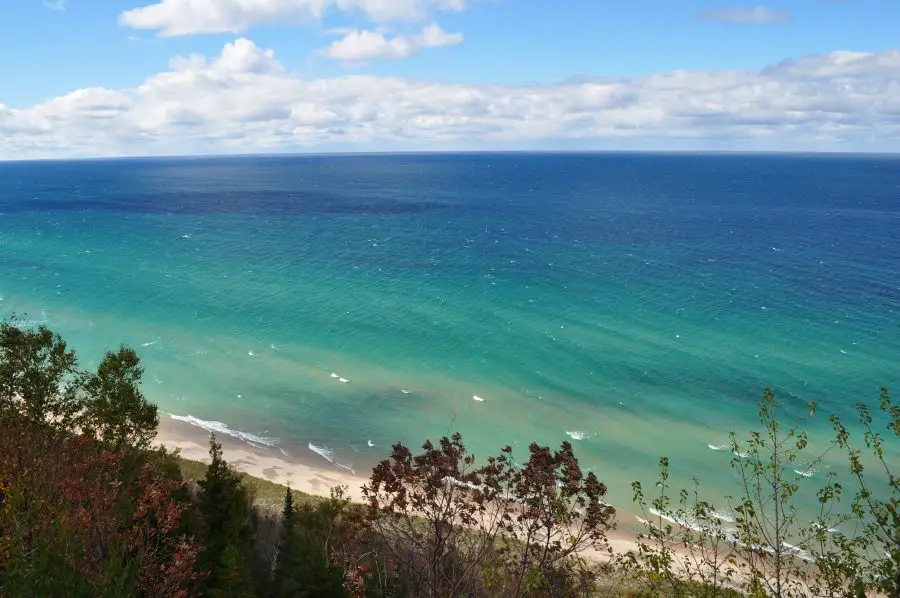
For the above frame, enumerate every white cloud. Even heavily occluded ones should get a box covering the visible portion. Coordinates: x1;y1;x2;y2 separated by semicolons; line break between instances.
2;39;900;159
420;22;463;47
215;38;284;73
324;23;462;63
43;0;67;11
119;0;466;36
698;5;791;24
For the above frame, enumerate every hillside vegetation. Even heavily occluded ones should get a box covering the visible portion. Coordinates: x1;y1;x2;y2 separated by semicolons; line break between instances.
0;320;896;597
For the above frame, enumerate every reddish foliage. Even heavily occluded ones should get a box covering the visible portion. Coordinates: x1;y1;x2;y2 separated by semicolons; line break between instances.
363;433;615;597
127;464;206;597
0;419;205;596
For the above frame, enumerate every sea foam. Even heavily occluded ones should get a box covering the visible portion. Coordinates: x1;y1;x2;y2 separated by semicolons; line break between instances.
793;466;817;478
308;442;355;474
169;413;279;447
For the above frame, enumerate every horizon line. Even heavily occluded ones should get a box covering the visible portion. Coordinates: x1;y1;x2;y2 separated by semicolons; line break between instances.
3;147;900;165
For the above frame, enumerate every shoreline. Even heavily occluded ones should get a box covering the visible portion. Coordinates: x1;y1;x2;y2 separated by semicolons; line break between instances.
155;413;369;503
154;412;644;556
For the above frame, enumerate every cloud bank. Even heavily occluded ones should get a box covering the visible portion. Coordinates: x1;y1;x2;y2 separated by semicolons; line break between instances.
1;39;899;159
120;0;466;35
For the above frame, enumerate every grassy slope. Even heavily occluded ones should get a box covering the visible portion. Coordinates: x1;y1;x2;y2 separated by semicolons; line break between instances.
176;456;323;508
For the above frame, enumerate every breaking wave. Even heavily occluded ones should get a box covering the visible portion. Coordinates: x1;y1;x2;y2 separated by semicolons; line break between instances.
168;413;279;447
308;442;355;475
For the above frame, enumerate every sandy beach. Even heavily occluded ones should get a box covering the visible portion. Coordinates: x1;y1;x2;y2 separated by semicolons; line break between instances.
155;413;369;502
154;413;644;557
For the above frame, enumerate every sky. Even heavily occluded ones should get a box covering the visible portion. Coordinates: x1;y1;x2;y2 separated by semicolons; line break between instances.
0;0;898;158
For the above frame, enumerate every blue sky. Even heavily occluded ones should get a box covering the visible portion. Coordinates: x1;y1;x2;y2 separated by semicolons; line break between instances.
1;0;898;157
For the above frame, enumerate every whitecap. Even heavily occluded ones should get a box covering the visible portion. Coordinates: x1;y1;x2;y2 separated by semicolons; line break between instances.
472;395;485;402
708;444;729;451
794;466;817;478
248;350;255;356
566;431;589;441
168;414;279;447
811;521;839;533
733;450;751;459
712;510;735;523
367;440;375;448
140;340;158;348
648;507;705;533
308;442;355;474
446;476;481;490
782;542;813;562
330;373;339;378
401;389;410;394
339;377;349;383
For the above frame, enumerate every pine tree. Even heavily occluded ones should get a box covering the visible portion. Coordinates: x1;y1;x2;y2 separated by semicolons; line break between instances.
197;434;255;596
273;485;297;595
209;543;256;598
273;485;349;597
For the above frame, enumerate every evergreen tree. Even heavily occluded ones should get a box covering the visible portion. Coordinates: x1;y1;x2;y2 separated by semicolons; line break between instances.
273;485;298;595
197;434;255;596
209;543;256;598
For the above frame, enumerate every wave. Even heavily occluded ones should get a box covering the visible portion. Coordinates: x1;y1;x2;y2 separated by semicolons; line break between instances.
781;542;813;562
645;507;741;536
308;442;355;474
446;476;481;491
712;509;735;523
566;430;591;441
168;414;279;447
811;521;839;534
708;443;729;451
793;466;817;478
472;395;485;402
648;507;705;533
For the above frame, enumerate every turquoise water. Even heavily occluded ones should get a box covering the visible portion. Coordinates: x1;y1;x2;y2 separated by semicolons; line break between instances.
1;153;897;509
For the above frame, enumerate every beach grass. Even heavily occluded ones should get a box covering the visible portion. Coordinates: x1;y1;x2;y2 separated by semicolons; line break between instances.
176;455;323;507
